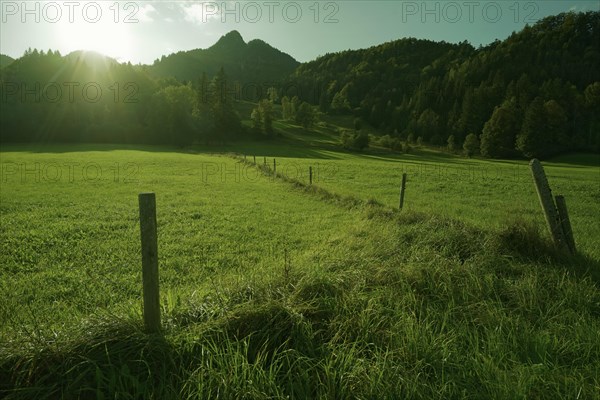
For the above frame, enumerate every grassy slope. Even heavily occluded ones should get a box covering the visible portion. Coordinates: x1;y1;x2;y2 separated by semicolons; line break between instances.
195;116;600;260
252;150;600;260
1;131;599;398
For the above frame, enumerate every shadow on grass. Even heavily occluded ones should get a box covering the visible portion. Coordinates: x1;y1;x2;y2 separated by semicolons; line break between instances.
0;143;189;155
546;153;600;168
200;138;347;160
0;140;344;160
0;296;326;399
491;219;600;285
0;317;178;400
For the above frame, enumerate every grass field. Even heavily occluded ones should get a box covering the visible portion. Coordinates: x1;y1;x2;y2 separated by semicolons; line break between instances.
225;142;600;260
1;137;599;398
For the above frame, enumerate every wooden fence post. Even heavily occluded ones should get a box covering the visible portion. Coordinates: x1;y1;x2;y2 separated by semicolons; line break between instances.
555;195;576;254
309;166;313;185
399;173;407;210
273;159;277;176
253;155;256;164
264;156;266;166
529;159;567;251
138;193;161;333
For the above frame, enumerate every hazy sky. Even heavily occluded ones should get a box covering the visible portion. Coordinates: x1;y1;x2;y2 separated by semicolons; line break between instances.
1;1;598;64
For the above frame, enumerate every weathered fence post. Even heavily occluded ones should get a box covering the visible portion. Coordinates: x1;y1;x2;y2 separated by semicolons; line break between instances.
555;195;576;254
309;166;313;185
138;193;161;333
253;155;256;164
529;159;567;251
264;156;266;166
244;154;246;161
399;173;407;210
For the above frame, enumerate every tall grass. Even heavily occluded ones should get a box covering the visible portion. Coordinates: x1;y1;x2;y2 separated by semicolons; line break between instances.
2;208;599;398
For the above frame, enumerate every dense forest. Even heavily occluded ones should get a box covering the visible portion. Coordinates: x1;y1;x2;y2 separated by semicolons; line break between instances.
291;11;600;157
0;54;14;69
1;12;599;158
0;33;272;145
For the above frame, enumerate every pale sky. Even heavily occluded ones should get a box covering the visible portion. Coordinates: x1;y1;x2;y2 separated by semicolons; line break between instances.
1;1;598;64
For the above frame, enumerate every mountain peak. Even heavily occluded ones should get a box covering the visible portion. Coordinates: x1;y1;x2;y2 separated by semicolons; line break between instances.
213;30;246;49
149;29;299;82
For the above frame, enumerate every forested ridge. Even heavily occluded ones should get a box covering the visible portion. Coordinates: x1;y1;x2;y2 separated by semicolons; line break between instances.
1;12;598;158
149;30;299;85
0;54;14;69
291;11;600;157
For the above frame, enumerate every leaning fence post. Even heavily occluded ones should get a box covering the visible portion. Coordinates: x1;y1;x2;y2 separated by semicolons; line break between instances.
138;193;161;333
399;173;407;210
529;159;567;251
309;166;313;185
555;195;576;254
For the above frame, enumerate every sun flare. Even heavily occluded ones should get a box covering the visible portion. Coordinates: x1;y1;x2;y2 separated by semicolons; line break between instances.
58;19;132;61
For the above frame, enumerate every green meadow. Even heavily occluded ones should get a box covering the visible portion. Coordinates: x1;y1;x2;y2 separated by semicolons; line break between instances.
1;138;599;399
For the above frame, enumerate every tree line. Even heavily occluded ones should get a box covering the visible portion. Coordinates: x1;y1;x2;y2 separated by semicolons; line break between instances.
0;48;319;146
0;50;251;146
286;11;600;158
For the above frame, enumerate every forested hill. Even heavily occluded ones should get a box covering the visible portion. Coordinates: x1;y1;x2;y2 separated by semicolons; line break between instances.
0;54;14;69
149;30;299;84
290;11;600;157
0;50;158;143
290;37;474;111
0;31;297;144
1;12;598;156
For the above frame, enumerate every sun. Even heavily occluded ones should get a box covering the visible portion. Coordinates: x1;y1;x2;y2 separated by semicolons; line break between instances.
58;19;132;61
